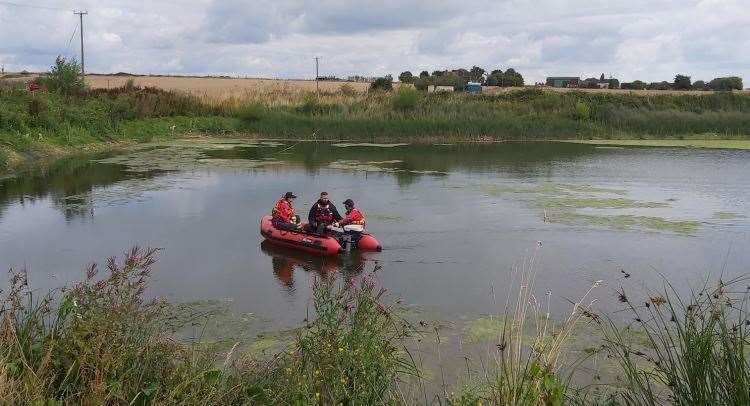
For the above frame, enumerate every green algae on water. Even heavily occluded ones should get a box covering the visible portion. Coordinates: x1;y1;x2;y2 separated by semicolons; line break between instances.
464;316;505;344
713;211;746;220
480;183;627;197
331;143;409;148
550;212;700;235
367;214;410;222
534;197;668;210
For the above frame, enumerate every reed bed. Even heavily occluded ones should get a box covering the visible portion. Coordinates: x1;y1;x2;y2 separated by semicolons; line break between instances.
600;277;750;405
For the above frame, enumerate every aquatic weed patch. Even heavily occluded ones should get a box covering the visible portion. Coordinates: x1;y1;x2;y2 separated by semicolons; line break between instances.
533;197;668;210
464;316;506;344
550;212;700;234
95;142;285;173
712;211;747;220
479;181;702;235
332;143;409;148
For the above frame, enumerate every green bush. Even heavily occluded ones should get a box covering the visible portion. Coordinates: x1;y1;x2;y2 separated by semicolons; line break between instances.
234;102;265;123
369;77;393;92
40;56;84;95
574;101;591;121
391;87;420;111
246;273;416;404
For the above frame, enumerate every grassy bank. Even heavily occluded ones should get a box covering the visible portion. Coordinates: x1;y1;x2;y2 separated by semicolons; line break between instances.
2;248;748;405
2;79;750;172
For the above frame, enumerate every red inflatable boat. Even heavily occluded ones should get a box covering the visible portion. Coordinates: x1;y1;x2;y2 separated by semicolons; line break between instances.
259;215;381;256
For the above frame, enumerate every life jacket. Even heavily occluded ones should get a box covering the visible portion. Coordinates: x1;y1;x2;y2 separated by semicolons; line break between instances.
313;201;334;223
272;198;294;222
344;208;365;226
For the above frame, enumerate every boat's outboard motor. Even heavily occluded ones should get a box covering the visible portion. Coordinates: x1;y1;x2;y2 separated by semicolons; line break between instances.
339;230;364;252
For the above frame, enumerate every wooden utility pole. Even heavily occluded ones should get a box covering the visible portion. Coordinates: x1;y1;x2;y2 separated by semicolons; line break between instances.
74;11;88;78
314;57;320;98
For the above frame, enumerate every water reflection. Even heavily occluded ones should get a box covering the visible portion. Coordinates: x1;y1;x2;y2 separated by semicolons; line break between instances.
0;154;154;221
203;141;603;180
261;240;367;292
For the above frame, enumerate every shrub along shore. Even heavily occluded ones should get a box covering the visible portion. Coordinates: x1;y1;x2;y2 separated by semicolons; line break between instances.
2;248;748;405
2;77;750;172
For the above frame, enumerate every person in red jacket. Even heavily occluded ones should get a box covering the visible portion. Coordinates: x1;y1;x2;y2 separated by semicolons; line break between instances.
333;199;366;232
271;192;300;230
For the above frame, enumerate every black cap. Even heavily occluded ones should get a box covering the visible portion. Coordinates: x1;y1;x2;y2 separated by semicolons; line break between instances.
284;192;297;199
343;199;354;207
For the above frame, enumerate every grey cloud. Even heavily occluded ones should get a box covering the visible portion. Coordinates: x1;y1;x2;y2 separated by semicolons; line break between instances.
0;0;747;85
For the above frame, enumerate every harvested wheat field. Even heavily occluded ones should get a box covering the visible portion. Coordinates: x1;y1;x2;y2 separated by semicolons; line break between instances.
84;75;377;98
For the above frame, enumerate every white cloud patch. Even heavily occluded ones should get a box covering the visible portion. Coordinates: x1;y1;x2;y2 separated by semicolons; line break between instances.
0;0;747;84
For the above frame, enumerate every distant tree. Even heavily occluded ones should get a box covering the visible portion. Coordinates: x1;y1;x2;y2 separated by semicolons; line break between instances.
419;70;429;78
452;68;470;80
622;80;647;90
582;78;600;89
608;78;620;89
432;70;444;77
709;76;743;91
692;80;708;90
600;73;605;81
398;71;414;83
40;55;84;95
469;66;485;83
413;77;429;91
674;74;692;90
647;81;672;90
503;68;524;87
485;72;504;86
369;76;393;92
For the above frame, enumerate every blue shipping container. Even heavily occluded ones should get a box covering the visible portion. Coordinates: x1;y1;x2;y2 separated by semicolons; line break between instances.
464;82;482;94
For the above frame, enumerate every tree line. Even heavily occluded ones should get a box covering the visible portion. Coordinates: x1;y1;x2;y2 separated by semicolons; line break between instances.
397;66;524;90
621;75;743;91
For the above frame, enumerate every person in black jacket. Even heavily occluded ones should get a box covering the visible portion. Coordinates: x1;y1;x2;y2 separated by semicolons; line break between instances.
307;192;342;234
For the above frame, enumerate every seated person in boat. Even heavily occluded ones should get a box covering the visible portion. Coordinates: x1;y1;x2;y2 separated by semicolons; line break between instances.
307;191;342;234
272;192;301;230
331;199;365;233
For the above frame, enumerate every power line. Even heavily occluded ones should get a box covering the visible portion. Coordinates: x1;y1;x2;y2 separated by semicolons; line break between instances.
0;0;71;11
64;20;79;58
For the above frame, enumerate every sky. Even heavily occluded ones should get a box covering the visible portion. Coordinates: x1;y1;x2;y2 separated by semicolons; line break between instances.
0;0;748;84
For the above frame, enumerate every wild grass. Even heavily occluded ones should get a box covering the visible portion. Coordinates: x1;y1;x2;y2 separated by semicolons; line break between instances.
600;277;750;405
243;272;418;404
447;246;602;406
0;248;416;405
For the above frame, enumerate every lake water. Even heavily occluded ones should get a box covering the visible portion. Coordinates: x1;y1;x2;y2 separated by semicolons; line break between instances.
1;140;749;365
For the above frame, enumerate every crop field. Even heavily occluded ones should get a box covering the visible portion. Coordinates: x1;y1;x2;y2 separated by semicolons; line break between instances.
3;72;746;98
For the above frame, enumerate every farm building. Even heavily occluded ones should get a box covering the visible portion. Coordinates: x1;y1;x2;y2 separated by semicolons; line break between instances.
546;77;580;88
428;85;455;93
